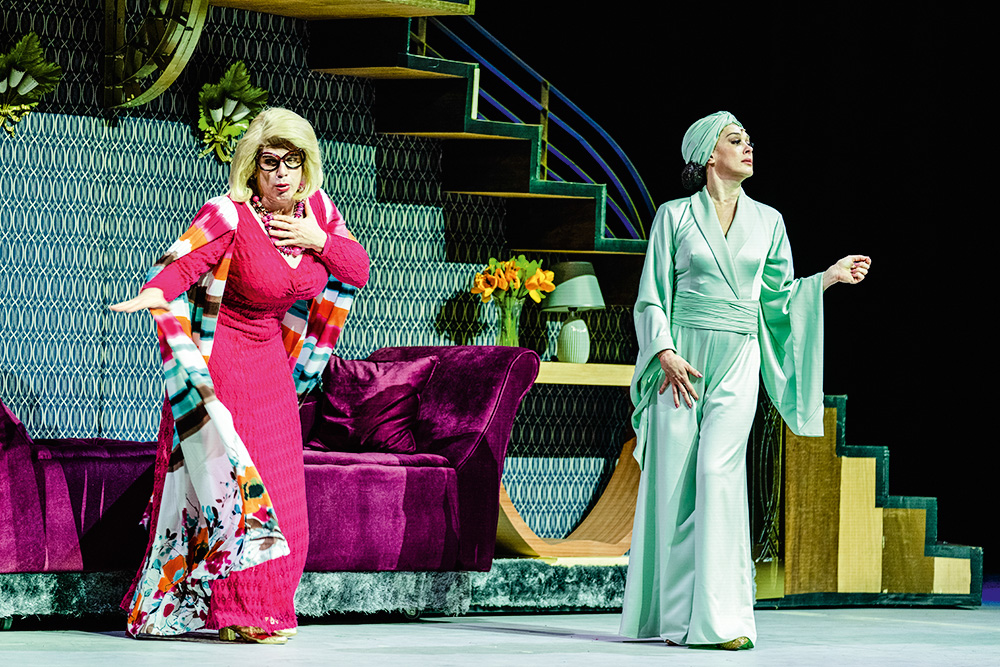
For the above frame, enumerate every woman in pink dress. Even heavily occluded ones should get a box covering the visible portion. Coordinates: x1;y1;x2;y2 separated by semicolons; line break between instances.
112;108;370;644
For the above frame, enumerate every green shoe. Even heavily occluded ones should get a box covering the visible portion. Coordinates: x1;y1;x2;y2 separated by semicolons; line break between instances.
690;636;754;651
719;636;753;650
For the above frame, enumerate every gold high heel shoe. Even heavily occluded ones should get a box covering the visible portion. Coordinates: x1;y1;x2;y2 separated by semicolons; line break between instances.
274;628;297;638
219;625;287;645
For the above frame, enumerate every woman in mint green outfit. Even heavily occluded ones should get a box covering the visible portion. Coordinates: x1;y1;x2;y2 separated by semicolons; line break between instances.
619;111;870;650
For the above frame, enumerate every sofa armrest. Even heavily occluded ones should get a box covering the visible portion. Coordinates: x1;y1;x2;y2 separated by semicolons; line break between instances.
366;346;539;570
299;394;319;444
1;399;48;573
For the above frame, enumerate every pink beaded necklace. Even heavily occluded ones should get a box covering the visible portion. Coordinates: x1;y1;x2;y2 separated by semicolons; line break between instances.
251;195;307;257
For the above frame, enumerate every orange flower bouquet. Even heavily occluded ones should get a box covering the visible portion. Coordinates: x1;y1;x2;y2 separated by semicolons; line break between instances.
470;255;555;346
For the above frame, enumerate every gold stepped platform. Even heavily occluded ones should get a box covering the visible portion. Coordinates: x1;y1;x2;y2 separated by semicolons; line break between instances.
771;396;981;606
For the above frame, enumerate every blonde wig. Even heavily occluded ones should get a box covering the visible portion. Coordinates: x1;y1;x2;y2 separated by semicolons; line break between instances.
228;107;324;203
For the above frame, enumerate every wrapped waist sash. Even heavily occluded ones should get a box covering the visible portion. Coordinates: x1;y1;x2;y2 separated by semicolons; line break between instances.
672;291;759;335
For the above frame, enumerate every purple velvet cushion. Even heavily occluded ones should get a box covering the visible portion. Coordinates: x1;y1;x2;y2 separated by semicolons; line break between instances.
308;355;438;454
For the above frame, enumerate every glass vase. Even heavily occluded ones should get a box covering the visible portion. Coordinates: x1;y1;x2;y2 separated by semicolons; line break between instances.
495;298;524;347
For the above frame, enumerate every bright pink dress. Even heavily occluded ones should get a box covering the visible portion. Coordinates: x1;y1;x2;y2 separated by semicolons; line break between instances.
140;191;369;632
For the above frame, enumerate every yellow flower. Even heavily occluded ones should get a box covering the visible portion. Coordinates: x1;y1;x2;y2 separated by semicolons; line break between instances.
493;266;509;291
525;268;555;303
471;272;499;302
504;262;521;290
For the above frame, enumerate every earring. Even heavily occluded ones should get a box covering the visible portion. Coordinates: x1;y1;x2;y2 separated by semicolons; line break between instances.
297;182;306;191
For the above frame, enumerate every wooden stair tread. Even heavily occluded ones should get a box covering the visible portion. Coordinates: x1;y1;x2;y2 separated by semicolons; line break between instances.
210;0;474;20
315;66;462;80
509;242;648;256
383;132;525;139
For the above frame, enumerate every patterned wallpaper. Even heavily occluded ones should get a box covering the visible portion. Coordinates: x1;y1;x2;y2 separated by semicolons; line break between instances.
0;1;636;539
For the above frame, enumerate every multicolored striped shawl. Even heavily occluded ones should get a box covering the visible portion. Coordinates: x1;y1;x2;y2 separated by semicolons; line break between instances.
124;193;357;637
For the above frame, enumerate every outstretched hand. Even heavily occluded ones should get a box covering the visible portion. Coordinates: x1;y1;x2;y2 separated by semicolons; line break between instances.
109;287;169;313
657;349;703;408
823;255;871;290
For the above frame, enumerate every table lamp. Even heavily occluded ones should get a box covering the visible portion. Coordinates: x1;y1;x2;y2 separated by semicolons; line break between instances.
541;261;605;363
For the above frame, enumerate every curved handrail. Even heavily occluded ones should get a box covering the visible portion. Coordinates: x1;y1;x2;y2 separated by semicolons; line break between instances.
460;18;655;217
477;87;638;238
432;18;643;237
427;17;652;240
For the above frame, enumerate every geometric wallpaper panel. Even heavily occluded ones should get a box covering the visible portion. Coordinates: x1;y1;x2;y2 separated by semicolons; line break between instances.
0;112;226;440
504;456;610;539
0;0;636;539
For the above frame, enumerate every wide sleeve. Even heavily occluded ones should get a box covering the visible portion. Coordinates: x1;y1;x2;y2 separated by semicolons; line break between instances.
629;204;675;469
758;215;825;437
309;189;370;288
142;199;238;301
142;234;233;302
632;204;676;381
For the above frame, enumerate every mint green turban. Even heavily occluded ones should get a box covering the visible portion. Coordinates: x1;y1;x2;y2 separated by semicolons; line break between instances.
681;111;742;166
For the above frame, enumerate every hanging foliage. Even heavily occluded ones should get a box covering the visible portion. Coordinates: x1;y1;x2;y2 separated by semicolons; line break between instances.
197;61;268;163
0;32;62;136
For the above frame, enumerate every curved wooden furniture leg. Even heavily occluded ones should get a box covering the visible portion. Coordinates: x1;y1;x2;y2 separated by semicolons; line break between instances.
495;437;640;558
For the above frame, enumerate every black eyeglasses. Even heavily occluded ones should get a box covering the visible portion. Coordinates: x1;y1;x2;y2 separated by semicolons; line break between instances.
257;149;305;171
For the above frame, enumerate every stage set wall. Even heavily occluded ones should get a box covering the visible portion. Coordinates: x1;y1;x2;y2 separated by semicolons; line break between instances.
0;2;637;541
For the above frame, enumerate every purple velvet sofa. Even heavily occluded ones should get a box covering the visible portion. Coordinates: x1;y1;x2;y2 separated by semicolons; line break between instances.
1;346;539;576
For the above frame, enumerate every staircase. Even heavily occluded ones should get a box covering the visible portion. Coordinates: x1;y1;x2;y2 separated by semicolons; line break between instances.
306;16;647;304
774;395;982;605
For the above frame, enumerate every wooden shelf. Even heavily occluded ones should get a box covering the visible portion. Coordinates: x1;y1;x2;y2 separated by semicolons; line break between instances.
534;361;634;387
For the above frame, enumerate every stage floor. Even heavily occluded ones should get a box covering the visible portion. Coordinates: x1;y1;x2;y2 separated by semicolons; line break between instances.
1;605;997;665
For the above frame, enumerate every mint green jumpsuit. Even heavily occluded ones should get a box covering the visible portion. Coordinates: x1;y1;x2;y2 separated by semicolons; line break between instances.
620;186;825;644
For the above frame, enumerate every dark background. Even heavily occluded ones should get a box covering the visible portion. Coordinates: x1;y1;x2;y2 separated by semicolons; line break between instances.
473;3;996;574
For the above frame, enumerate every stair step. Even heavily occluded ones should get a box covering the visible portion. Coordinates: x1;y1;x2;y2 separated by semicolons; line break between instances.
376;77;474;134
883;507;965;594
836;455;883;593
309;20;473;77
442;138;546;195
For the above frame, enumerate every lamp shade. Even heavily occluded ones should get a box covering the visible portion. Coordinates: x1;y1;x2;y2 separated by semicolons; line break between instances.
541;262;606;312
